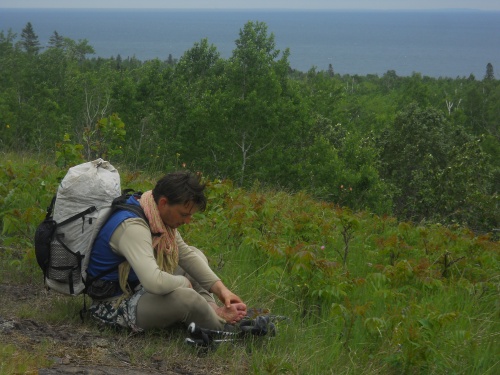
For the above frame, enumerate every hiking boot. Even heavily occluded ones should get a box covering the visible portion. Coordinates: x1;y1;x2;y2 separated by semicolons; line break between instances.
239;315;276;336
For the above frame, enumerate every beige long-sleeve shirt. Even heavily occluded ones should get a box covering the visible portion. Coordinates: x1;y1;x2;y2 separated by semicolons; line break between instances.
109;218;220;295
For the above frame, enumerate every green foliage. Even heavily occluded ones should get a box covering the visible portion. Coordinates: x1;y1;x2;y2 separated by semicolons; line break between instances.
0;343;53;374
55;133;84;168
0;156;60;284
484;62;495;81
20;22;40;55
1;156;499;374
378;103;496;230
84;113;126;160
0;21;499;231
2;18;499;373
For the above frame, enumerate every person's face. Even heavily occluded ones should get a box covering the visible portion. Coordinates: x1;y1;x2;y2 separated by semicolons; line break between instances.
157;197;198;229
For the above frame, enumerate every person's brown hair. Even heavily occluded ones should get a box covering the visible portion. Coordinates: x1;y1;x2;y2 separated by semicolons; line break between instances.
152;171;207;211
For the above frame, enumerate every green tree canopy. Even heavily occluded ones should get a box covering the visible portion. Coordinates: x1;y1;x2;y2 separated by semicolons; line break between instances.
379;103;494;228
48;30;64;49
20;22;40;55
484;62;495;81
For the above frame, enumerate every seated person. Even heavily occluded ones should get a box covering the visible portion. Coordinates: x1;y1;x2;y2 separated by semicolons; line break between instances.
86;171;246;332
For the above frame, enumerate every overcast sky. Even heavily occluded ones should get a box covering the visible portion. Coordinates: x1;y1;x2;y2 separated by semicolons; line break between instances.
1;0;500;11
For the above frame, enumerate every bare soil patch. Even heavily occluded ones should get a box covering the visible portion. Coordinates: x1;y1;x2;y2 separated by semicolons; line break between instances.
0;283;237;375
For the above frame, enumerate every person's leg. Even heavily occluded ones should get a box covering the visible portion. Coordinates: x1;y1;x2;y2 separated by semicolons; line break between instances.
175;247;247;324
136;288;226;330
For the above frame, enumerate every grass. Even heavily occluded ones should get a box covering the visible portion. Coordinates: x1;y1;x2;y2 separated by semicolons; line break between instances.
0;343;53;374
1;153;499;374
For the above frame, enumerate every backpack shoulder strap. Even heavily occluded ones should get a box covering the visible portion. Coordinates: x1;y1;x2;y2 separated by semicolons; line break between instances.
114;203;149;226
111;192;150;227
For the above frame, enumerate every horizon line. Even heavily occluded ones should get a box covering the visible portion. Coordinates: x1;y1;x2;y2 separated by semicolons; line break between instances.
0;7;496;12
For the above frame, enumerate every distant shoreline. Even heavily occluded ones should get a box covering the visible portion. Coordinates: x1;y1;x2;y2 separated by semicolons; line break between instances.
0;8;497;12
2;8;499;77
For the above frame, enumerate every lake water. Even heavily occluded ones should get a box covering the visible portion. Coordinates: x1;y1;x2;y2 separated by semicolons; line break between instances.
1;8;500;78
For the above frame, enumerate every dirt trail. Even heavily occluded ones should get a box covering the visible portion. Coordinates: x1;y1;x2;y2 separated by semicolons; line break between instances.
0;283;228;375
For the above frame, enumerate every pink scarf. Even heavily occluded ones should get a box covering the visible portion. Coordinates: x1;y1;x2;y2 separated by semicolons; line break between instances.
139;190;179;273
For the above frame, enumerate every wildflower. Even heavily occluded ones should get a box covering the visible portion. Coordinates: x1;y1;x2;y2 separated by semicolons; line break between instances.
6;124;10;128
182;163;186;168
349;187;352;191
340;185;344;189
320;245;325;250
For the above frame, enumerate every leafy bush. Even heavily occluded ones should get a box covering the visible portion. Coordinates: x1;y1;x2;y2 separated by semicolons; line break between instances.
1;155;499;374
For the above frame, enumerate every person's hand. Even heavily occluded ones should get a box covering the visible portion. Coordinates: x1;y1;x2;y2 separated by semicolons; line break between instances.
219;289;244;309
210;280;244;308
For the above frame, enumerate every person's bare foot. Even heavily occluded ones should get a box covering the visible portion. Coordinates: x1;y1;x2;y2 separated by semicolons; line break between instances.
211;302;247;324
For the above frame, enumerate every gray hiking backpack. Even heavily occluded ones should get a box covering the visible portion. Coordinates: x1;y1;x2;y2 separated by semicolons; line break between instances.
35;159;124;295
